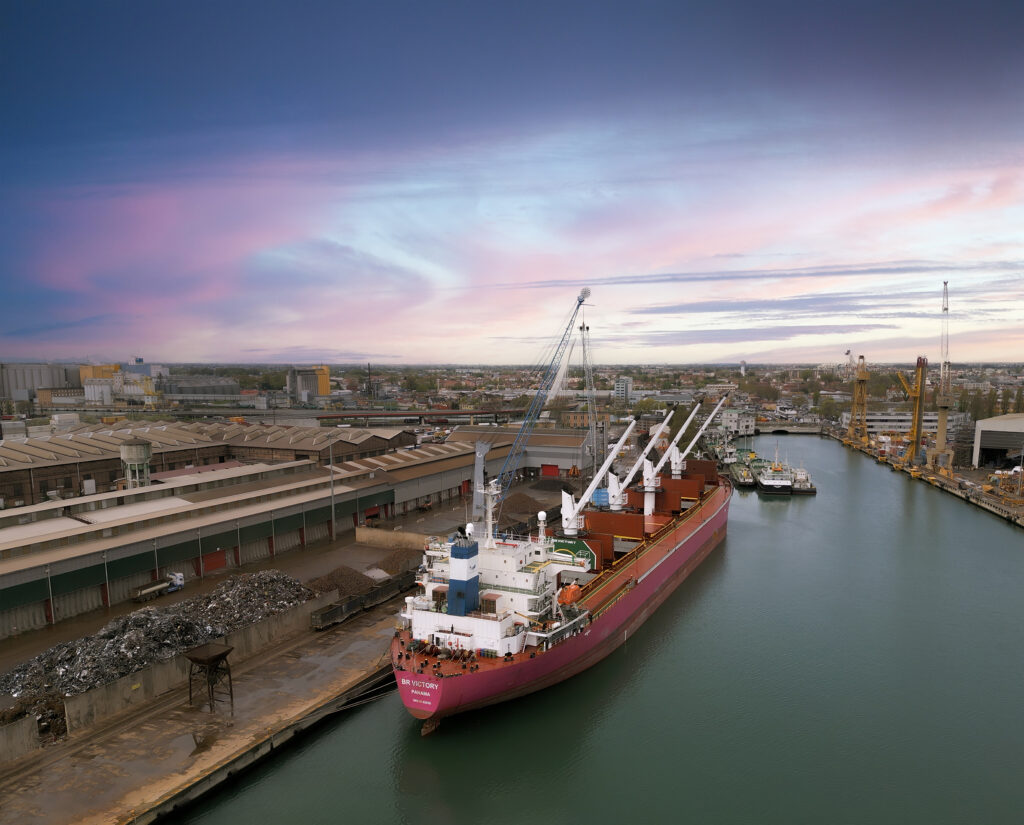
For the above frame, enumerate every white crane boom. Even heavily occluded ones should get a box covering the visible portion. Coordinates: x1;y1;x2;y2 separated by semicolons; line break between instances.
679;394;730;461
650;403;702;477
561;419;637;533
620;410;673;490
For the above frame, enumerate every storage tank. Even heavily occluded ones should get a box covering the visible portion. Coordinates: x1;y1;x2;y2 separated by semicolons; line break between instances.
120;438;152;489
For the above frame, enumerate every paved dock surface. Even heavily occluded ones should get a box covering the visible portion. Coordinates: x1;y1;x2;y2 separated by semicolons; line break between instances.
0;603;400;825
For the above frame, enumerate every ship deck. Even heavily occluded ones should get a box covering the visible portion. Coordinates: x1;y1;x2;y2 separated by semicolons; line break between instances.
393;483;729;679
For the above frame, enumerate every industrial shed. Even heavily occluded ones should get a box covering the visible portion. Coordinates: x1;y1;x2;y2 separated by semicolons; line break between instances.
972;414;1024;468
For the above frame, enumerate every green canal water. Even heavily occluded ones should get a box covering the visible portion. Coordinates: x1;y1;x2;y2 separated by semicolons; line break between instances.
183;436;1024;824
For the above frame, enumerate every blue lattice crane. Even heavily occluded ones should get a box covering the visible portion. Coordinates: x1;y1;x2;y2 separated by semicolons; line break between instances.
493;288;591;519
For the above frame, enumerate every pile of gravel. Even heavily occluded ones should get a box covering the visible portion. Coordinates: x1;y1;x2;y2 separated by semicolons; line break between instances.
307;566;375;596
377;547;424;576
0;570;313;706
530;478;577;493
501;492;544;515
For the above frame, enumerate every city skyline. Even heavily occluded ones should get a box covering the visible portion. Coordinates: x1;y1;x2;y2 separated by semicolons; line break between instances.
2;1;1023;365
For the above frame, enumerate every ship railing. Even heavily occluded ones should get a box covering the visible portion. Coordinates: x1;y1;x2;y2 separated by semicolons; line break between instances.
417;602;513;620
481;581;547;597
535;611;589;646
492;529;552;546
428;575;546;597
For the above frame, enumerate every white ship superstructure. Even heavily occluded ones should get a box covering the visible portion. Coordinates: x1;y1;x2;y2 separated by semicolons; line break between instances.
401;483;593;658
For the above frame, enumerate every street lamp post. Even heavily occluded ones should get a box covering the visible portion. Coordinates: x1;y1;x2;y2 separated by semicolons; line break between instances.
329;441;336;539
102;551;110;606
45;564;54;625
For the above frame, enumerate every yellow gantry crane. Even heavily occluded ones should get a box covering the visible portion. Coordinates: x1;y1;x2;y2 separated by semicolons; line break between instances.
846;354;870;444
896;356;928;466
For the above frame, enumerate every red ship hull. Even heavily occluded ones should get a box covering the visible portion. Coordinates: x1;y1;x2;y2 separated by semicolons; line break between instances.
392;482;731;724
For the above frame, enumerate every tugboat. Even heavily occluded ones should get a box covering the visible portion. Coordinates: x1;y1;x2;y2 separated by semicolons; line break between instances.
729;461;756;487
792;464;817;495
753;445;794;495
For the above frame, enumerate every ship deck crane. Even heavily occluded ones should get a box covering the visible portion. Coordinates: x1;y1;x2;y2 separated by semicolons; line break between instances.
561;419;638;536
607;409;674;510
639;395;729;515
494;288;590;522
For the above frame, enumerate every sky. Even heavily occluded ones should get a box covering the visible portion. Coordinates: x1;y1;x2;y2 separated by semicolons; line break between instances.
1;0;1023;366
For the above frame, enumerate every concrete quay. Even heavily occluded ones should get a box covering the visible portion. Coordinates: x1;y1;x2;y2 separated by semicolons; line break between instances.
824;430;1024;528
0;601;402;825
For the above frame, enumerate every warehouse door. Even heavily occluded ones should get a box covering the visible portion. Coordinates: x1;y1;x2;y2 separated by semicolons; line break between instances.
541;464;560;477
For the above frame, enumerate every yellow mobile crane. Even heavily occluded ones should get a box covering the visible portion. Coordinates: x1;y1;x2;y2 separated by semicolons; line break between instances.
896;356;928;469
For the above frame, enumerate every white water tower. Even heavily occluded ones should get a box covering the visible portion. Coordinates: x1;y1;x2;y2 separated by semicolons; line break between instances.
120;438;153;489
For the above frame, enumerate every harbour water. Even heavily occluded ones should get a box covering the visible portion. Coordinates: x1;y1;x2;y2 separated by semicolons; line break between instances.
183;435;1024;824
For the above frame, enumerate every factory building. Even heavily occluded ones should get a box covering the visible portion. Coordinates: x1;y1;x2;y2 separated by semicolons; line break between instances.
0;363;82;402
0;424;587;638
0;421;414;508
287;365;330;402
79;364;121;381
154;375;242;402
971;414;1024;468
446;426;590;478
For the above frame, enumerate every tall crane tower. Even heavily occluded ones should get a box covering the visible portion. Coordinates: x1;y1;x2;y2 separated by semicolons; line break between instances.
579;316;601;484
927;281;955;470
846;354;870;444
494;288;590;519
897;356;928;466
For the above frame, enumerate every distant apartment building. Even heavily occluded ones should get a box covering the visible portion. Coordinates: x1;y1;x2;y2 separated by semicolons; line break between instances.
839;409;969;436
703;382;738;399
613;376;633;404
719;409;756;436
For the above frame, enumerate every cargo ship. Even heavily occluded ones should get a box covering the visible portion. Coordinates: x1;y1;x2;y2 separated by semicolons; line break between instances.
391;409;732;733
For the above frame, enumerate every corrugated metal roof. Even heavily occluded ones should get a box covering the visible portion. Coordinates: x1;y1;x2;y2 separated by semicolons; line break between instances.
0;425;224;469
446;425;587;448
0;419;413;471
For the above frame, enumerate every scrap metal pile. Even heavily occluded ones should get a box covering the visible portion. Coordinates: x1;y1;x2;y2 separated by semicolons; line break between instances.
0;571;312;735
